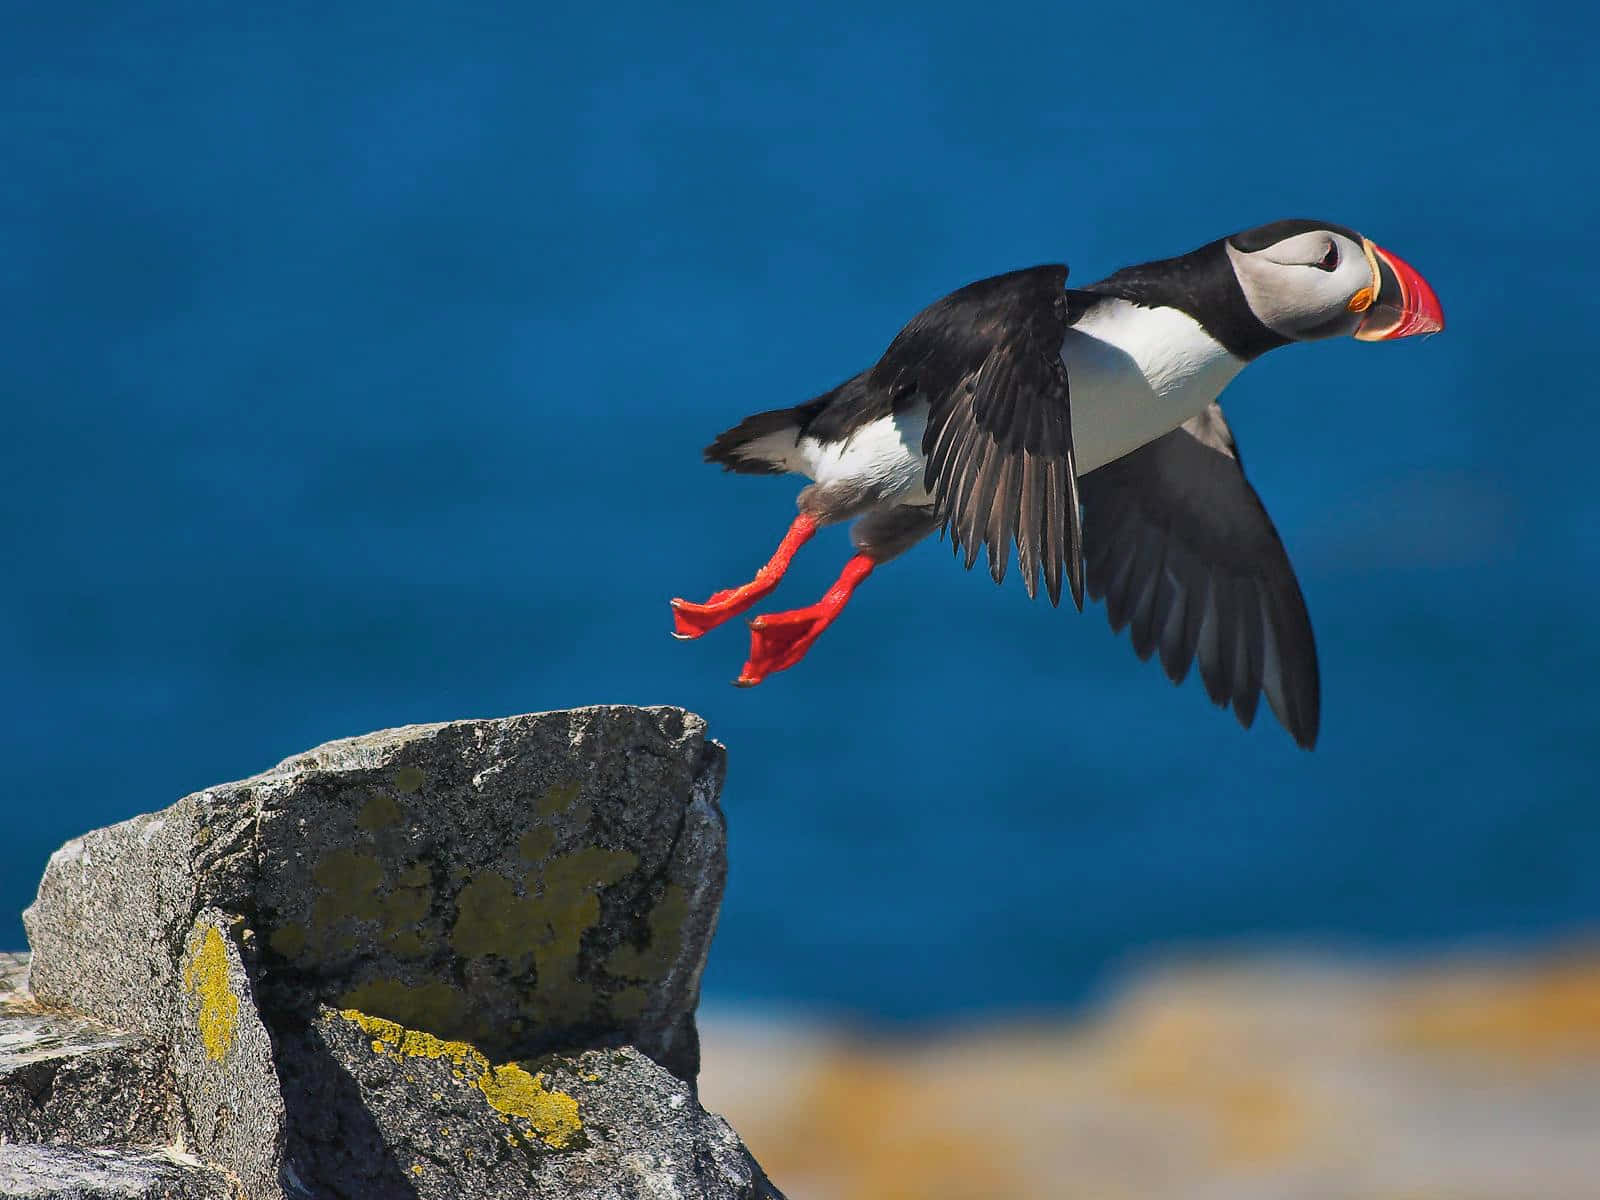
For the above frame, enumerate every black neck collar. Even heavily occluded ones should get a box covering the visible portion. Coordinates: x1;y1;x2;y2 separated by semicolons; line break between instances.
1085;238;1290;361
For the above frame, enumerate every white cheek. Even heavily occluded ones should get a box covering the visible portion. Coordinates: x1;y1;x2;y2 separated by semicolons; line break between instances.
1334;256;1372;298
1247;260;1369;337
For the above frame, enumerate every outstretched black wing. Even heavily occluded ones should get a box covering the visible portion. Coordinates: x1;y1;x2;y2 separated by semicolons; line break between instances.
1080;402;1320;748
869;265;1083;609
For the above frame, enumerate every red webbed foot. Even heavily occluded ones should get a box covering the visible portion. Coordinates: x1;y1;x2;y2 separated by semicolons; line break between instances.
669;514;817;639
734;555;875;686
670;591;760;639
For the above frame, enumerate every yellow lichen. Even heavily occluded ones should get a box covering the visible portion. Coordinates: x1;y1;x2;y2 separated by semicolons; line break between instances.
337;1009;582;1149
393;766;426;793
341;1009;487;1070
479;1062;581;1140
182;926;239;1062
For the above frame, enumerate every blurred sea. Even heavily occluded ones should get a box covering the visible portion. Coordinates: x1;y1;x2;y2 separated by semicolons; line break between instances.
4;4;1597;1023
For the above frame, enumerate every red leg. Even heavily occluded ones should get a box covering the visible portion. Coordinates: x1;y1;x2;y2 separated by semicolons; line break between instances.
735;554;875;686
669;514;817;639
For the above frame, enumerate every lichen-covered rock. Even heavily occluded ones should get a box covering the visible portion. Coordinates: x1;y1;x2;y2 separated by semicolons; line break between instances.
17;707;775;1198
171;913;284;1200
24;706;725;1082
276;1006;780;1200
1;974;173;1147
0;1145;235;1199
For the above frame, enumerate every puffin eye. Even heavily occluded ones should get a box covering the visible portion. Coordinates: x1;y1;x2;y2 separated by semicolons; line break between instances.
1313;242;1339;272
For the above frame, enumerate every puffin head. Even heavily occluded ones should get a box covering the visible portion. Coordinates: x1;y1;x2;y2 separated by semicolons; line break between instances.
1225;219;1444;343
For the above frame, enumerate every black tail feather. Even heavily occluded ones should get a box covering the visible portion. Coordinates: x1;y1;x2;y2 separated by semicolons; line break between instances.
703;406;810;475
702;378;857;475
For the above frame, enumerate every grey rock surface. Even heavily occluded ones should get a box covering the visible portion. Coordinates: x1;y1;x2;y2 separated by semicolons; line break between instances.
170;913;284;1200
12;707;780;1199
25;706;725;1081
274;1006;781;1200
1;973;173;1147
1;954;28;995
0;1145;234;1199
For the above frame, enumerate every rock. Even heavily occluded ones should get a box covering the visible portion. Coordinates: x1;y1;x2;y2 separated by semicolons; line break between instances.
1;953;28;994
1;975;173;1147
12;707;781;1199
274;1006;780;1200
24;706;725;1081
170;912;284;1200
0;1145;234;1199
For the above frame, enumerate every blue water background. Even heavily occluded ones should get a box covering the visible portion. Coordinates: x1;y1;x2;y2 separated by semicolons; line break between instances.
5;4;1596;1022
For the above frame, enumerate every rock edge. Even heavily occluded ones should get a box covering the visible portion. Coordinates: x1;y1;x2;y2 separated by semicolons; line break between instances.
5;706;782;1200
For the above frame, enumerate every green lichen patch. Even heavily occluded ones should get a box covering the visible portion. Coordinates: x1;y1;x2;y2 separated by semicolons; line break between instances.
446;846;642;1030
268;922;308;959
386;928;426;958
357;791;403;830
298;847;436;965
393;766;426;794
518;828;555;862
606;883;689;982
397;863;431;888
535;780;581;817
451;848;638;966
542;847;637;895
450;871;523;960
609;985;648;1022
312;850;386;922
338;978;470;1037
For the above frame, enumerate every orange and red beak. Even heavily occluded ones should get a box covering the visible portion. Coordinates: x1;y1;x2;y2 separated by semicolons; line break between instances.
1353;240;1445;341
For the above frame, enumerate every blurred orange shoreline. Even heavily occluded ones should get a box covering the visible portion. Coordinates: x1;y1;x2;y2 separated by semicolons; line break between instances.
700;946;1600;1200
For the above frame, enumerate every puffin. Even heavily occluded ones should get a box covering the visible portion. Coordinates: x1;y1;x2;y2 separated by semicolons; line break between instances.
669;220;1444;748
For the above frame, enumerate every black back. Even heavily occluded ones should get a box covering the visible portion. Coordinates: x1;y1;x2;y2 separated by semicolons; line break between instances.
865;266;1072;408
775;265;1075;447
870;265;1086;607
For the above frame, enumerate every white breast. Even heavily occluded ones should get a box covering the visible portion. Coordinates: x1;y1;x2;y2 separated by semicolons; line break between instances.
1063;301;1245;474
788;301;1242;501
